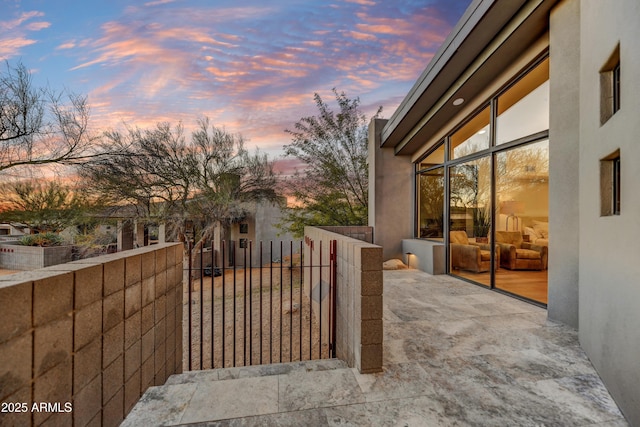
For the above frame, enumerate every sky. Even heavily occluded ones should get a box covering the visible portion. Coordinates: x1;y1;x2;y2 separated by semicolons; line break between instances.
1;0;471;162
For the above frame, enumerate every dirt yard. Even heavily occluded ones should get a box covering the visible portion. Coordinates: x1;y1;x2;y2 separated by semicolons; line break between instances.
182;261;331;371
0;269;20;276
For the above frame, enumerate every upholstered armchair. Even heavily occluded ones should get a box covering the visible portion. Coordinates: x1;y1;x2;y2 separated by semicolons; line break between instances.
450;230;498;273
495;231;547;270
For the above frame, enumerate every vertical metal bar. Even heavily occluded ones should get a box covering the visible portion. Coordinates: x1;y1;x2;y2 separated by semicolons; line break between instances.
249;241;253;365
211;241;216;369
308;240;313;361
269;241;273;364
199;245;204;370
188;241;192;371
279;241;283;363
233;242;237;367
243;243;247;366
259;241;263;365
328;240;333;360
222;240;226;368
299;240;303;361
332;240;337;358
319;240;323;360
289;241;293;362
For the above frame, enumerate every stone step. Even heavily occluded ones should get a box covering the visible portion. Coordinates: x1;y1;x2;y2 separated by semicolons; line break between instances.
122;359;354;426
165;358;349;386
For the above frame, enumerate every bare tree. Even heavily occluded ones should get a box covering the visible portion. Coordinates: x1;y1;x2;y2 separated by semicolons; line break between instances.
0;61;95;174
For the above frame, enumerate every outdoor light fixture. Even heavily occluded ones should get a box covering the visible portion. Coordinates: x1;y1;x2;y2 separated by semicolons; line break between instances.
453;97;465;106
405;252;414;269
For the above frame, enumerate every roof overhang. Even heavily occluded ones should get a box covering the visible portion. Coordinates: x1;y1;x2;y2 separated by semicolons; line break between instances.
381;0;558;155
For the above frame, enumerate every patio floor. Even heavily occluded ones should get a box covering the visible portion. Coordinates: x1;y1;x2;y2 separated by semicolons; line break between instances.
123;269;628;426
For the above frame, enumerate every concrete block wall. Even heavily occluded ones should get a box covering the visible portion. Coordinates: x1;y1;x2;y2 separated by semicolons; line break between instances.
0;243;73;271
0;243;183;427
318;226;374;244
304;227;383;374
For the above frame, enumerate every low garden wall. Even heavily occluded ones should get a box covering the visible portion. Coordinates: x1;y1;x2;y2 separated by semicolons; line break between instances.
304;227;383;374
0;242;72;270
318;226;374;244
0;243;183;427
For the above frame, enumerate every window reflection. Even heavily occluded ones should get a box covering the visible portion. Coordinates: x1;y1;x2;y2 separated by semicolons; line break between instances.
450;106;490;160
495;140;549;303
496;58;549;145
414;56;550;306
449;157;492;287
418;168;444;239
419;143;445;169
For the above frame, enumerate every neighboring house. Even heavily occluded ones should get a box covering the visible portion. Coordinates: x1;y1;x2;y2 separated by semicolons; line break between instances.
0;223;27;240
223;199;296;268
368;0;639;424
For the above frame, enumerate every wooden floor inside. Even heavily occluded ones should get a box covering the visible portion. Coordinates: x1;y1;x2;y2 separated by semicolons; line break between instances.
452;268;548;304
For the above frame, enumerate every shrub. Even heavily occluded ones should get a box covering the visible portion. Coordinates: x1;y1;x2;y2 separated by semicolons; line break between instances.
19;233;64;247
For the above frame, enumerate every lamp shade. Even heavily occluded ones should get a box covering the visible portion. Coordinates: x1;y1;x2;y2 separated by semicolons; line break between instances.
501;200;524;215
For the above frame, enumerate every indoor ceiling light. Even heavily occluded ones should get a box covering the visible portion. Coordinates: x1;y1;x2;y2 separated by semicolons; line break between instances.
453;98;465;106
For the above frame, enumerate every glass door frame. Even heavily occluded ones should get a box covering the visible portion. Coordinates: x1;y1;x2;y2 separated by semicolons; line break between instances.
431;53;550;306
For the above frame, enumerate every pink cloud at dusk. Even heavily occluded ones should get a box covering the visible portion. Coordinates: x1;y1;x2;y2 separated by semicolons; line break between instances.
0;11;49;60
0;0;472;159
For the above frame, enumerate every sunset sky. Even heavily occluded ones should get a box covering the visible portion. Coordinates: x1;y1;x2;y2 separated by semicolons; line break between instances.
1;0;471;159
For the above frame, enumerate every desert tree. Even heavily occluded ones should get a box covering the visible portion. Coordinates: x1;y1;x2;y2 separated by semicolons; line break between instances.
0;180;97;234
280;89;381;237
0;61;98;174
79;118;279;251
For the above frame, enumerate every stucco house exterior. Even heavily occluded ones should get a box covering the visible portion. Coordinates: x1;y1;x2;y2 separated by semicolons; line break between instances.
368;0;639;423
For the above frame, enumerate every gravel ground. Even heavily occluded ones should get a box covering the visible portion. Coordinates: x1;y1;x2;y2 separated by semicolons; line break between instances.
182;263;331;370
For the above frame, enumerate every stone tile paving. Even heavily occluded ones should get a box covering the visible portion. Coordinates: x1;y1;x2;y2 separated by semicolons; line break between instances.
123;270;628;426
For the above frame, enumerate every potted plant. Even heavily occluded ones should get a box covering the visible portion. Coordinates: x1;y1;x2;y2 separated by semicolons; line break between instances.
473;206;491;242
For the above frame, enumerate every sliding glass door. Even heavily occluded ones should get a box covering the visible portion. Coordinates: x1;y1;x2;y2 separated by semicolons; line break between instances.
417;55;550;305
494;140;549;304
449;157;492;287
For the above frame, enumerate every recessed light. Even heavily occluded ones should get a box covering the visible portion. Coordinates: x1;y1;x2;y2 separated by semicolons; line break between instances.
453;98;464;106
478;129;486;135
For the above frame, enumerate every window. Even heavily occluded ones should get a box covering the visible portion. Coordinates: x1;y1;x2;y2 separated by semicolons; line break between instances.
613;156;621;215
418;143;445;169
613;63;621;114
239;238;248;248
415;55;550;305
449;106;490;160
417;167;445;239
239;223;248;234
600;150;621;216
600;45;620;125
496;57;549;145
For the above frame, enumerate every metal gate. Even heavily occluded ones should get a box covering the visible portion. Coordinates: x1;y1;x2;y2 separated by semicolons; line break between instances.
185;239;337;370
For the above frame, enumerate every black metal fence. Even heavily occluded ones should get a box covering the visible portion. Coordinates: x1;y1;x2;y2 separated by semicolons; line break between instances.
185;239;337;370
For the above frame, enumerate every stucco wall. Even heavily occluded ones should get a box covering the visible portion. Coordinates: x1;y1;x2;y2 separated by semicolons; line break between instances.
0;243;183;427
575;0;640;424
548;0;580;328
401;239;445;275
228;200;295;267
368;118;414;261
